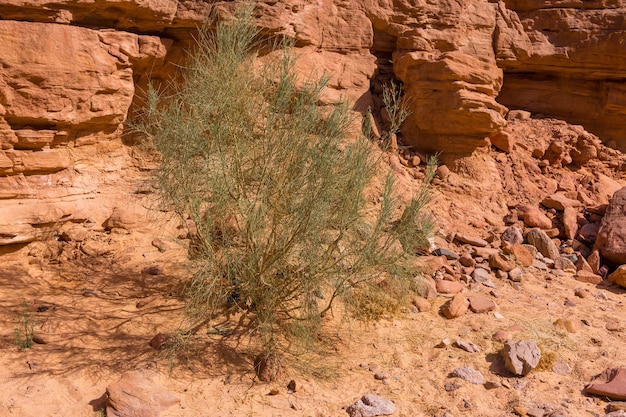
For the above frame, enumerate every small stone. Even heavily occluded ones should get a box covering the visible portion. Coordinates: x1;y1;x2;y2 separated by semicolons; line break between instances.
346;393;396;417
450;366;484;384
607;402;626;412
436;165;450;179
608;265;626;289
468;294;496;313
432;248;460;260
508;268;523;282
575;270;603;284
149;333;171;350
436;338;453;348
268;389;280;396
455;233;488;247
287;380;297;392
494;312;504;319
587;368;626;400
606;321;623;332
444;382;460;392
512;244;534;267
554;257;577;272
527;228;560;260
490;131;515;153
453;339;480;353
254;353;282;382
374;372;388;381
441;294;469;319
484;380;502;389
563;298;576;307
518;204;552;229
501;226;524;246
459;254;475;267
493;331;511;342
489;253;516;272
151;238;167;252
436;280;464;294
472;267;492;283
552;360;572;375
106;370;179;417
411;297;431;312
542;193;581;211
574;288;591;298
501;340;541;376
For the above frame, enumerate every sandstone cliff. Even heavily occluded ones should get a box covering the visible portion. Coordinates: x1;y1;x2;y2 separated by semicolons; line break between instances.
0;0;624;244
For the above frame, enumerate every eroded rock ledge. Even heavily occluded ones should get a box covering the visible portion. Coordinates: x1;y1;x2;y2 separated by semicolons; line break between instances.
0;0;625;245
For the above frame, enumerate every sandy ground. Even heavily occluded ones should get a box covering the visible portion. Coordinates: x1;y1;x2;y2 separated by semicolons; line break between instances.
0;217;625;417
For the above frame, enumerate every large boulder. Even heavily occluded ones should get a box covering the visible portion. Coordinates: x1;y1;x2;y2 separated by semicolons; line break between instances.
596;187;626;265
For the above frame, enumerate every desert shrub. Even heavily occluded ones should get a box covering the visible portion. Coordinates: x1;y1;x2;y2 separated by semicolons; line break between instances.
14;302;35;350
134;8;434;359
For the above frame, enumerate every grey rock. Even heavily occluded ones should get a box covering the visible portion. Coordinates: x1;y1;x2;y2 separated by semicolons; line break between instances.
346;394;396;417
432;248;460;260
501;340;541;376
106;370;179;417
605;412;626;417
472;267;492;283
453;339;480;353
501;226;523;246
450;366;484;384
526;228;560;260
508;268;523;282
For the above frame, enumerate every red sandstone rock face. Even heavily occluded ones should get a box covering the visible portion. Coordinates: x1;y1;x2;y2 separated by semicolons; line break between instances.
0;0;625;244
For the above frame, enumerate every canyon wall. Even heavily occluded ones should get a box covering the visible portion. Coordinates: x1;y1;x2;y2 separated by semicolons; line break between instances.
0;0;624;245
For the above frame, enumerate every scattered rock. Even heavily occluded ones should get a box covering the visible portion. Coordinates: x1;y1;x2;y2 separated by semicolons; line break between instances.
501;340;541;376
608;265;626;288
414;275;438;299
587;368;626;400
459;254;475;267
519;204;552;229
468;294;496;313
432;248;460;260
501;226;524;246
512;244;534;267
472;267;492;283
489;253;515;272
490;131;515;153
436;280;464;294
554;257;576;272
151;238;167;252
508;268;523;282
575;271;603;285
526;228;560;260
596;187;626;265
552;360;572;375
453;339;480;353
455;233;488;247
346;393;395;417
562;207;579;240
106;370;179;417
254;353;282;382
441;293;469;319
287;380;297;392
149;333;171;350
411;297;431;312
450;366;484;384
374;372;388;381
542;193;581;211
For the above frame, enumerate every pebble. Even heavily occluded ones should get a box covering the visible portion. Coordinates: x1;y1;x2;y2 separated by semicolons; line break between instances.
453;339;480;353
450;366;484;384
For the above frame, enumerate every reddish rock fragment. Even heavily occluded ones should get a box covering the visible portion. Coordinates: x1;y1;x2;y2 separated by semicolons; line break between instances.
587;368;626;400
